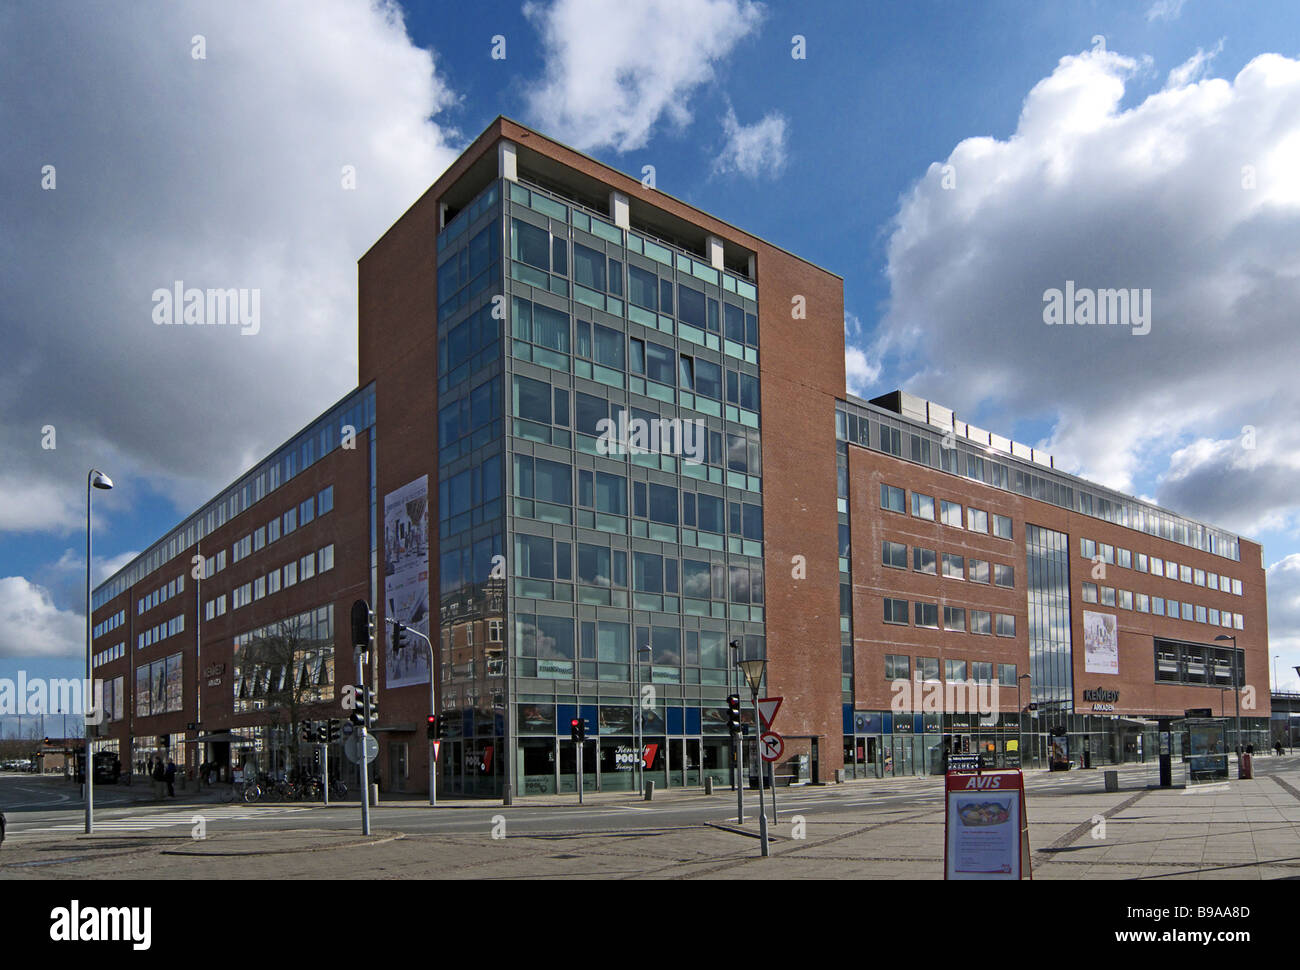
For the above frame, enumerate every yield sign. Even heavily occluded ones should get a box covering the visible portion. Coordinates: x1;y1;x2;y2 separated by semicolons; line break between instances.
757;697;782;730
431;741;441;761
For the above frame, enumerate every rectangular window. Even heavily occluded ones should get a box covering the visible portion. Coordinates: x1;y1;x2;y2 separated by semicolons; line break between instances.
1208;607;1220;625
1119;589;1133;610
1099;543;1114;564
883;597;909;625
253;576;265;600
1195;604;1207;623
994;564;1015;588
967;508;988;533
885;655;910;680
318;485;334;515
573;242;606;291
300;553;315;581
300;497;314;526
880;484;905;512
912;547;936;575
1100;586;1116;606
943;606;965;632
945;659;967;681
1081;538;1096;559
1149;556;1163;577
971;662;993;683
319;544;334;573
1180;564;1193;584
882;541;907;569
254;526;266;551
267;570;281;594
269;518;280;542
284;561;297;587
1151;596;1164;616
968;559;990;584
919;657;940;682
911;492;935;520
1232;579;1242;596
914;602;939;628
1117;548;1132;568
999;664;1018;687
940;500;963;527
995;614;1016;637
628;265;657;310
1136;592;1149;612
511;218;550;271
970;610;991;635
1180;602;1193;621
942;553;964;579
1082;582;1098;603
283;508;297;535
993;514;1013;539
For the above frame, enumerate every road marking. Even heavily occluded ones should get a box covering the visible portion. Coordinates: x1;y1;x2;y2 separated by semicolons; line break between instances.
17;805;311;834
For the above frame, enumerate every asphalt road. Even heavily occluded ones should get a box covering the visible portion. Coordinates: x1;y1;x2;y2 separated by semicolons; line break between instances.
9;756;1290;842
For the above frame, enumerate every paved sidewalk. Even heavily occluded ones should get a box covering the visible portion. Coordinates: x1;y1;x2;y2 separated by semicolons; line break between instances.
4;769;1299;879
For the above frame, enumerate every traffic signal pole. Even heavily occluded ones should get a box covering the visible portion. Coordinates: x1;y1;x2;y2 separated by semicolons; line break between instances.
395;621;438;807
322;741;329;807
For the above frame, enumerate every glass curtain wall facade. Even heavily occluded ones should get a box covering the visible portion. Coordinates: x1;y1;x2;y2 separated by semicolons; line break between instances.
1026;525;1073;763
505;178;766;795
435;177;768;796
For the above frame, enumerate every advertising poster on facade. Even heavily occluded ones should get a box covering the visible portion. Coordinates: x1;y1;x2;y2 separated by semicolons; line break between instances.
1083;609;1119;675
383;475;431;690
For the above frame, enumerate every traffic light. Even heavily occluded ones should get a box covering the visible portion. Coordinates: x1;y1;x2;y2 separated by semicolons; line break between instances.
348;686;366;727
726;695;742;734
427;714;438;740
352;685;378;728
43;737;50;746
570;718;586;743
327;719;341;743
300;721;313;743
350;599;375;650
391;618;407;652
316;724;328;743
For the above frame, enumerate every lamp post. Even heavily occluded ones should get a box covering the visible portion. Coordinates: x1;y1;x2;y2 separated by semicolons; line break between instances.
1016;674;1031;767
737;657;768;858
729;640;744;824
633;643;650;794
85;468;113;835
1215;635;1241;758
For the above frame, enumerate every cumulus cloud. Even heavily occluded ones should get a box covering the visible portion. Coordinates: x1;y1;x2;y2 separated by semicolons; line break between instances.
0;0;460;538
1266;555;1300;691
844;312;880;397
878;46;1300;532
713;107;788;178
0;577;85;659
522;0;765;152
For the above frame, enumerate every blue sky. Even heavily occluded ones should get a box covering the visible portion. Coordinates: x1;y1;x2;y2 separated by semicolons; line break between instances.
3;0;1300;732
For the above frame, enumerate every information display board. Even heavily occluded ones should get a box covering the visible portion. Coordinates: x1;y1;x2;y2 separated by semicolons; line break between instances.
944;769;1031;880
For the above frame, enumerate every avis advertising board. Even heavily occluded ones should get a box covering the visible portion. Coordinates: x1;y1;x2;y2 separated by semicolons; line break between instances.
943;769;1031;880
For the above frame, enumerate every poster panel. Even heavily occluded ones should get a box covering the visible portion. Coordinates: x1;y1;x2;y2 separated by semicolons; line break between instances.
383;475;431;689
1083;609;1119;675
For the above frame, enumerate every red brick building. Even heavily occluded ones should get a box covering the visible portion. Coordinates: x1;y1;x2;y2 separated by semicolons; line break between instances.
88;118;1269;795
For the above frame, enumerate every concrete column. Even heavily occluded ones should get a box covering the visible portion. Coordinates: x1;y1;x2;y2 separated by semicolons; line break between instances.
438;202;448;231
498;140;517;182
706;235;724;270
746;254;756;278
609;190;630;229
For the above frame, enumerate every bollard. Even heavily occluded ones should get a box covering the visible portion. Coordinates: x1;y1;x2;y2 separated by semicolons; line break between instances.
644;780;654;801
371;783;380;806
1104;770;1119;792
704;777;714;795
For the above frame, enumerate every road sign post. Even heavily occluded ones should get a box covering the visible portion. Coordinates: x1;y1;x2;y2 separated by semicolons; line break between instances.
350;599;373;836
758;697;783;821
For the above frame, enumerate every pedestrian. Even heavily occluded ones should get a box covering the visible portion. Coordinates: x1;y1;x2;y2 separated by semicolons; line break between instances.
152;757;166;799
165;758;176;798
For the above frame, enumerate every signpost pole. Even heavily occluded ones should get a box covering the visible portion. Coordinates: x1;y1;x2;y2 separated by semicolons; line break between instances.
577;736;584;805
322;741;329;807
752;691;768;858
356;652;371;837
735;726;744;824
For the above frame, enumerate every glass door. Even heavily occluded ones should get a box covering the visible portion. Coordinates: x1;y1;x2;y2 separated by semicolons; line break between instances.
684;738;701;786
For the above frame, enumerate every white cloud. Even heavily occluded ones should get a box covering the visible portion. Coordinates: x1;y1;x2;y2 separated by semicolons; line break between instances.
0;0;460;538
1146;0;1187;23
844;312;880;397
713;107;788;178
878;46;1300;527
522;0;765;152
1166;39;1224;89
1266;555;1300;692
0;577;85;659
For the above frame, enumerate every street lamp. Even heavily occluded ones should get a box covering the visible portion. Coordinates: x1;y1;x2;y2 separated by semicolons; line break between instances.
85;468;113;835
737;657;768;858
1215;635;1241;759
633;643;651;794
1016;674;1031;767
